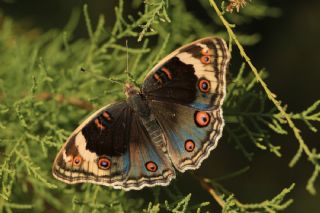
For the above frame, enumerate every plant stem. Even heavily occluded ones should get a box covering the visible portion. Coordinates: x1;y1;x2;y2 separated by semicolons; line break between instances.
208;0;313;165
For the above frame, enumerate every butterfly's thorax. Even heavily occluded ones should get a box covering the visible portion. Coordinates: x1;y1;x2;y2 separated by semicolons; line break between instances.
127;93;150;118
125;83;150;117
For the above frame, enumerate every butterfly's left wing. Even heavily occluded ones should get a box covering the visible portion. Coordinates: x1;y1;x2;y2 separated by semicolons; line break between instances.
142;37;230;172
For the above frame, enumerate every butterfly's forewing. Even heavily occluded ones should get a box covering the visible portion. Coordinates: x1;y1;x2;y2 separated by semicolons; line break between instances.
143;37;230;110
52;101;175;190
143;37;230;171
52;102;131;187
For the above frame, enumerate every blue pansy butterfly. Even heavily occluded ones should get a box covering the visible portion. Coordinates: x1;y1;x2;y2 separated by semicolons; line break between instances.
52;37;231;190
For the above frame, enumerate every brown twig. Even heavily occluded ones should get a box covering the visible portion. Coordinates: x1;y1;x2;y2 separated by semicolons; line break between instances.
199;176;239;213
193;174;233;212
36;92;95;110
199;177;226;208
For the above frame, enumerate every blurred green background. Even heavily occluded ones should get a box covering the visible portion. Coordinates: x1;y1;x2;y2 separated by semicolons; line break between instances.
0;0;319;212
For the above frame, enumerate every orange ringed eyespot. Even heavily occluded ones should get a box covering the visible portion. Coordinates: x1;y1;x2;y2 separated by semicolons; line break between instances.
145;161;158;172
201;48;210;56
185;140;195;152
198;79;210;93
98;157;111;170
200;56;211;64
73;155;82;166
194;111;211;127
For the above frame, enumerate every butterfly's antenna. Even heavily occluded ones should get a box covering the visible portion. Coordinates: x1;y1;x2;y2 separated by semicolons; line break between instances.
80;67;124;86
125;40;139;87
125;40;130;82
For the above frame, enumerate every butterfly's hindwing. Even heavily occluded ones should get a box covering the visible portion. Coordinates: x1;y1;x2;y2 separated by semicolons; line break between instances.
122;114;175;189
150;100;224;172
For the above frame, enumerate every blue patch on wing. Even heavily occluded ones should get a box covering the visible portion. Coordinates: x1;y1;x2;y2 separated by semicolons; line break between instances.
167;128;185;154
144;144;164;172
100;118;111;128
166;122;209;156
122;151;130;174
189;102;211;110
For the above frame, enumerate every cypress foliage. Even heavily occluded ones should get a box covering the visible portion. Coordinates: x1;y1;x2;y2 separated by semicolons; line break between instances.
0;0;319;212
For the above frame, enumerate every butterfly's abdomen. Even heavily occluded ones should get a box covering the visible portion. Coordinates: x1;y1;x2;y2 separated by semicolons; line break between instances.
127;94;167;151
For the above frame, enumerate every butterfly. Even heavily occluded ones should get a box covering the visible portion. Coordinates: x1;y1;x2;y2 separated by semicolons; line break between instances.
52;37;231;191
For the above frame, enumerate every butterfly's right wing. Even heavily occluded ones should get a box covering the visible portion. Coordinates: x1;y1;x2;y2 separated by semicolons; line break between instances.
142;37;230;172
52;101;175;190
142;37;230;110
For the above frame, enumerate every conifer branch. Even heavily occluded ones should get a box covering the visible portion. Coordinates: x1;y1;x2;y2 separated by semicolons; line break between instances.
209;0;320;194
14;150;57;189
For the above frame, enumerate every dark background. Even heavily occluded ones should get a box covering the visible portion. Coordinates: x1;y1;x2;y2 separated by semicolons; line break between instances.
247;1;320;211
1;0;319;212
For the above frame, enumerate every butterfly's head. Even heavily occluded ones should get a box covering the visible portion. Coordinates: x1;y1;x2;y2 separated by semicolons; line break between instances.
124;82;139;98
